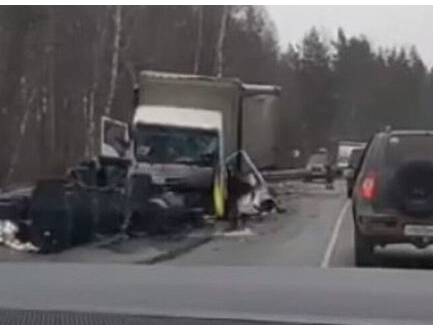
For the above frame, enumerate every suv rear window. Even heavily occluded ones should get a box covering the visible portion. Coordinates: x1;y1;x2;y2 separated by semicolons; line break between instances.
386;134;433;168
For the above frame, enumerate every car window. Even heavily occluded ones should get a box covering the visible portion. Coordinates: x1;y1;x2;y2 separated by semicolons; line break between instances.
354;135;376;179
385;135;433;169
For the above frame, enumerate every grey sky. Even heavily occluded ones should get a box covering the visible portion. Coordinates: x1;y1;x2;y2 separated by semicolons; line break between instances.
266;6;433;67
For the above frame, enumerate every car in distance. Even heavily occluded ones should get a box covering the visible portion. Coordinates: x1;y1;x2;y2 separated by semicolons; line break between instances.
345;147;364;198
304;150;330;183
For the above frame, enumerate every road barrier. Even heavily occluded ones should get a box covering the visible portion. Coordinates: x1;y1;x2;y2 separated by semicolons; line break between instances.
262;169;307;182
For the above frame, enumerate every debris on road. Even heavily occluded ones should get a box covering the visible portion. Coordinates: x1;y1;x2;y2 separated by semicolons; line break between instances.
226;150;283;220
0;70;285;259
216;227;255;238
0;220;37;252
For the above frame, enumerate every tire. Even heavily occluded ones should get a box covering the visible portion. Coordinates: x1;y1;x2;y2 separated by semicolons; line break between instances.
30;228;54;254
30;211;73;254
127;209;163;236
354;226;374;267
144;202;169;235
31;226;71;254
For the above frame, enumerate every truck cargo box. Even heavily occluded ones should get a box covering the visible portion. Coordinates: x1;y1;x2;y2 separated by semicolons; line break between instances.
139;71;242;157
241;84;280;169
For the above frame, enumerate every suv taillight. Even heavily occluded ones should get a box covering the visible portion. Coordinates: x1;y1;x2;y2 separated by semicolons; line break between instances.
361;172;377;200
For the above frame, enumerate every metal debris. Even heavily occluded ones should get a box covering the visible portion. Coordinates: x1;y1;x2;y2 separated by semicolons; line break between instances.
0;220;38;252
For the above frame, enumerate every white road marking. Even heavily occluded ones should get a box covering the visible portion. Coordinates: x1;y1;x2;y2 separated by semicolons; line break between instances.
320;200;351;268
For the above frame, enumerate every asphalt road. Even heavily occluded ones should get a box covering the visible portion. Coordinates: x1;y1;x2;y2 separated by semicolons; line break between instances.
166;179;433;270
3;179;433;269
165;180;348;267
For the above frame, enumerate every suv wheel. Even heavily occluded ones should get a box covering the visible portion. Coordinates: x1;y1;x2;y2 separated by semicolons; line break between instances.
354;226;374;267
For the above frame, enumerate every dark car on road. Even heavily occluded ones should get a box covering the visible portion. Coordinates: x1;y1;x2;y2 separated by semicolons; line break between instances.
352;130;433;266
345;148;364;197
304;150;334;189
304;151;329;181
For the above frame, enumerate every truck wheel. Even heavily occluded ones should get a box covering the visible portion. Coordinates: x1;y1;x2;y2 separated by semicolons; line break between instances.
127;210;162;236
354;226;374;267
30;212;72;254
30;228;67;254
30;228;53;254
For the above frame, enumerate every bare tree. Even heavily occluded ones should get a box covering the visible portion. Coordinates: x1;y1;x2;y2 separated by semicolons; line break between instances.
89;7;109;157
47;6;56;153
104;5;123;116
193;6;204;74
5;77;36;184
214;6;229;77
82;94;93;158
88;92;96;156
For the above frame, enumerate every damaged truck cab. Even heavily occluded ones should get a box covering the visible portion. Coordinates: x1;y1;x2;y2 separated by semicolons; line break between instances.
127;106;226;233
122;71;284;233
123;71;243;233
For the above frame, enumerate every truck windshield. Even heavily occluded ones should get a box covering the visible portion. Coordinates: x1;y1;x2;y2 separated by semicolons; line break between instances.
134;124;218;166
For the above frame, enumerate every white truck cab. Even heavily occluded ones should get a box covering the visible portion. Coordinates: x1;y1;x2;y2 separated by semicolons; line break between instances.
127;105;226;221
132;105;223;171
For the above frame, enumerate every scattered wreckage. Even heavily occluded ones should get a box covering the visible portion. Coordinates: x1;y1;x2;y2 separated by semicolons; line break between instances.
0;152;279;254
0;70;282;254
0;156;129;253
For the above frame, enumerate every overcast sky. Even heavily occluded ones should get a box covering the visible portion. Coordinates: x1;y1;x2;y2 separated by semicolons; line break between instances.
266;6;433;67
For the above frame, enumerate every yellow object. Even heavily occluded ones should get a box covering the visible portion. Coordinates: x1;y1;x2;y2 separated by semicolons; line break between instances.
213;171;226;218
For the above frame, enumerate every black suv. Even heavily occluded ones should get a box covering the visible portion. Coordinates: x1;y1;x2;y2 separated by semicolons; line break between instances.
352;130;433;266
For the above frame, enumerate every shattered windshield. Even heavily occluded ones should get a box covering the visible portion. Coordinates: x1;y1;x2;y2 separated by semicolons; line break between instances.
134;124;218;166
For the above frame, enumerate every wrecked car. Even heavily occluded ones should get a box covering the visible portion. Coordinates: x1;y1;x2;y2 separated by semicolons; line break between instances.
0;156;129;253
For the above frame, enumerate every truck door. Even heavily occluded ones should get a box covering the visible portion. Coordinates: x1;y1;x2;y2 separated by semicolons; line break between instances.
100;116;130;159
